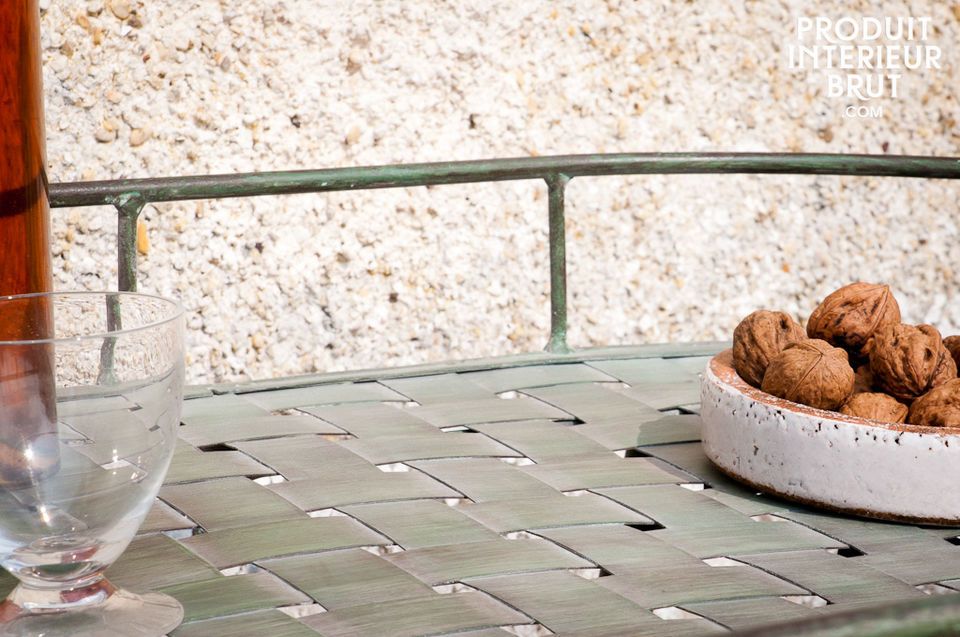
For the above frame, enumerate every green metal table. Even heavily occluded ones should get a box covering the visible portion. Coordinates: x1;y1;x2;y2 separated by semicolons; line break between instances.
42;152;960;634
7;343;959;636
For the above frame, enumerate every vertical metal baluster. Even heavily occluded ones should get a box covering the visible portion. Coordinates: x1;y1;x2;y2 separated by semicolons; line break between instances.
545;173;572;354
98;193;145;384
97;292;121;385
114;192;145;293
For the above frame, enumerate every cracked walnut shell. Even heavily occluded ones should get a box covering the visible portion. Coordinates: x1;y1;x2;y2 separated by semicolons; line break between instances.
908;379;960;428
852;364;876;394
761;339;854;411
945;335;960;371
732;310;806;387
839;392;907;424
869;323;957;402
806;282;900;359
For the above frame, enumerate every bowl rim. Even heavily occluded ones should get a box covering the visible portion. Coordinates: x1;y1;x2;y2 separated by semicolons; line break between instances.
0;291;184;346
709;348;960;436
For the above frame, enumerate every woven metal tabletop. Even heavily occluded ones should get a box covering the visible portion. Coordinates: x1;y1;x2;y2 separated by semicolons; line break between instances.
13;343;960;636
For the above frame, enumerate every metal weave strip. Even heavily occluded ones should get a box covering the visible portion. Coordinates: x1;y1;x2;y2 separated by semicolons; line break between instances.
37;350;959;636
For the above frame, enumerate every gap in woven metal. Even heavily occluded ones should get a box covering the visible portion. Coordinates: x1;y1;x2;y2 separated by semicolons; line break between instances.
319;433;356;441
826;546;866;558
361;544;405;555
499;457;536;466
160;528;198;540
569;567;611;580
154;499;204;534
100;458;136;470
308;508;348;517
253;474;288;485
501;623;554;636
195;443;238;452
626;521;666;532
63;437;92;448
653;607;703;621
277;603;327;618
702;557;745;567
431;582;478;594
502;531;540;540
219;563;264;576
782;595;830;608
917;584;957;596
377;462;411;472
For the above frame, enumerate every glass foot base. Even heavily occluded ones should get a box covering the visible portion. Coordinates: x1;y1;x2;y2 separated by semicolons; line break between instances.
0;579;183;637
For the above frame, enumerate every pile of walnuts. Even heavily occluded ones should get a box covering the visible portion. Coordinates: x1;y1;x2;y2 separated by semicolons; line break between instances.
733;282;960;427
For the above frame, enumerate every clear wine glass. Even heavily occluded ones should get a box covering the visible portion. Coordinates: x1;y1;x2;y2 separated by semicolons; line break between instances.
0;291;184;636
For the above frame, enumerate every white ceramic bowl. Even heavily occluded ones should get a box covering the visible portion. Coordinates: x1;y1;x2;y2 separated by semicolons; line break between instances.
701;349;960;525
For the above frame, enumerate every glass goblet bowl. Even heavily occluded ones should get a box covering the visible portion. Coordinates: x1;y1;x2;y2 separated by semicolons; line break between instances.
0;291;184;636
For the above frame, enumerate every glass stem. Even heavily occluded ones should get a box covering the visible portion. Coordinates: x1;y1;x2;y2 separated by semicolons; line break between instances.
2;576;115;615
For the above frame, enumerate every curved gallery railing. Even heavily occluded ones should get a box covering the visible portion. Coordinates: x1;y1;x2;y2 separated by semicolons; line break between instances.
46;152;960;354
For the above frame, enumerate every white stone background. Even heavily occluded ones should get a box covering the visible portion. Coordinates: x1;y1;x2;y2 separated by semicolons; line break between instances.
41;0;960;384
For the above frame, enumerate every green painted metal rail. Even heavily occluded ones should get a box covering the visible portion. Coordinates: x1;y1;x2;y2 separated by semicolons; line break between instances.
46;152;960;353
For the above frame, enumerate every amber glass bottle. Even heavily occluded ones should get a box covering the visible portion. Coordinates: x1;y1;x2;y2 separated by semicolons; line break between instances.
0;0;58;485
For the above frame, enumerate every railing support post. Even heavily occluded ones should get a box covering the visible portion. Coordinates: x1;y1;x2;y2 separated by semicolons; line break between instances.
112;193;145;292
545;173;572;354
99;193;144;384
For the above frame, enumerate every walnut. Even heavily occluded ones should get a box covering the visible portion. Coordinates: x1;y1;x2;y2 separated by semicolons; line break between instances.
908;379;960;427
853;364;875;394
869;323;957;402
761;339;855;411
806;282;901;360
945;336;960;371
839;392;908;423
732;310;806;387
